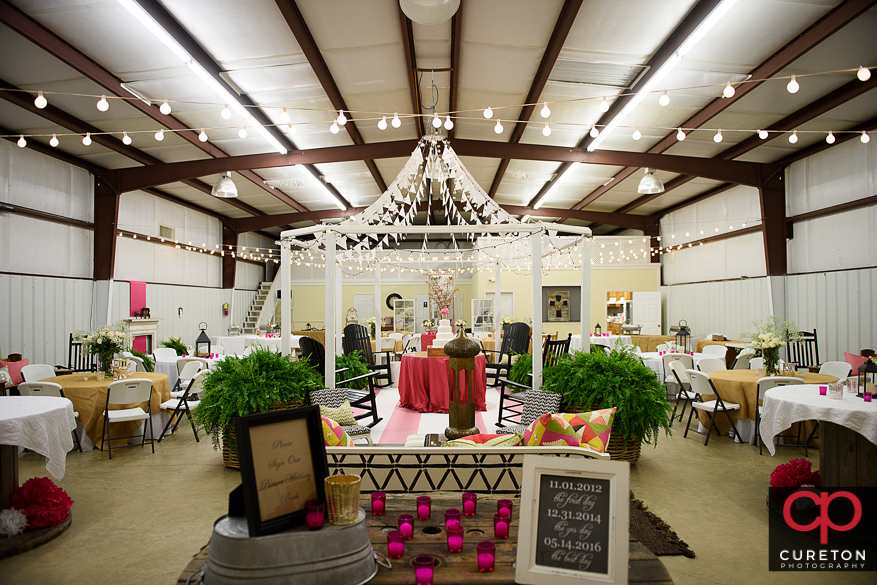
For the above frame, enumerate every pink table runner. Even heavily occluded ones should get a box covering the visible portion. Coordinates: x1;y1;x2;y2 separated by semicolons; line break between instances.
420;333;437;351
398;353;487;413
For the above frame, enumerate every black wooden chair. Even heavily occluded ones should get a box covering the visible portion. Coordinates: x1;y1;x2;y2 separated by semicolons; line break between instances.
787;329;819;370
484;322;530;387
67;333;96;372
496;333;571;428
299;337;349;384
342;324;392;387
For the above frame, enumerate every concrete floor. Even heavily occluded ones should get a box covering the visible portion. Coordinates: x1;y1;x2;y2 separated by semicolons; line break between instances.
2;416;873;584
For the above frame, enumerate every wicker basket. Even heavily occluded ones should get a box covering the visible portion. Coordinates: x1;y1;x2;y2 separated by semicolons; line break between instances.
324;474;362;525
220;400;304;470
564;400;642;464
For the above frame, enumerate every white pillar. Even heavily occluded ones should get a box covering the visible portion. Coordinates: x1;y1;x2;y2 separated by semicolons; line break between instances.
325;231;336;388
531;231;543;388
494;262;501;340
336;263;343;356
374;262;381;338
580;236;591;353
280;245;290;356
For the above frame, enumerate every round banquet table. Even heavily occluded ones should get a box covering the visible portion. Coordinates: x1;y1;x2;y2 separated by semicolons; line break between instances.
398;352;487;413
760;384;877;486
0;396;76;508
155;355;224;389
45;372;171;451
571;334;632;351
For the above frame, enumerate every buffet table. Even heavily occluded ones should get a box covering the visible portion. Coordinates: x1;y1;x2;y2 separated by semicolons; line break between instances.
630;335;677;352
398;352;487;413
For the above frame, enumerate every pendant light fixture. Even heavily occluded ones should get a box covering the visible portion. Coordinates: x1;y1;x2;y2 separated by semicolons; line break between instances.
211;172;238;198
637;168;664;194
399;0;460;25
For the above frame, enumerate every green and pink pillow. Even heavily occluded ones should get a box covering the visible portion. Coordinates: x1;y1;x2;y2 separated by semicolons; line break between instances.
321;416;354;447
443;433;523;448
524;408;617;453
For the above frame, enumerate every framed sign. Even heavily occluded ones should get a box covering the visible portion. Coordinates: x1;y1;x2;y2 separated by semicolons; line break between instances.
516;455;629;585
234;405;329;536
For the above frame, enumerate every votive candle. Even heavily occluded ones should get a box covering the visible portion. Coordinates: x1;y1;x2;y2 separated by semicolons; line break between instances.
497;499;513;517
447;525;464;553
371;492;386;515
494;512;510;539
476;541;496;572
413;555;434;585
305;499;324;530
387;530;404;559
398;514;415;540
865;393;872;403
819;385;827;396
416;496;431;520
444;508;461;528
462;492;477;516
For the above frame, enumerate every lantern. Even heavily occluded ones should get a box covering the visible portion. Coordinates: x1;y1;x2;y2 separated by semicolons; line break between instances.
195;322;211;357
857;358;877;397
594;323;602;336
676;320;691;353
443;325;481;440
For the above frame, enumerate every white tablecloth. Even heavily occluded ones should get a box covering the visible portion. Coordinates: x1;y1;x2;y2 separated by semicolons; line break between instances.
760;384;877;456
570;334;632;351
210;335;303;356
0;396;76;479
155;356;224;389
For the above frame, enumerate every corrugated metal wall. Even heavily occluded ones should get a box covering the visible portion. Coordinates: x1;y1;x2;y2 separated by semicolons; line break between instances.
233;289;258;328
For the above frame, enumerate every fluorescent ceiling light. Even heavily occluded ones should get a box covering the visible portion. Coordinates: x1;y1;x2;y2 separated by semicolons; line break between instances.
533;163;579;209
587;0;740;152
297;166;347;210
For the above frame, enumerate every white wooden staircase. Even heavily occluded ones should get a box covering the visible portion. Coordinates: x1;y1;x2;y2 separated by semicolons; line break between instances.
242;282;272;333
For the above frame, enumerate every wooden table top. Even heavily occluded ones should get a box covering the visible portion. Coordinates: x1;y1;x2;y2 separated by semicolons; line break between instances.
177;492;672;584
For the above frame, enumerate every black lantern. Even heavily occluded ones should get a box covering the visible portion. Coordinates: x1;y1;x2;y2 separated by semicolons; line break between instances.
676;319;691;353
594;323;602;336
195;322;211;357
857;358;877;397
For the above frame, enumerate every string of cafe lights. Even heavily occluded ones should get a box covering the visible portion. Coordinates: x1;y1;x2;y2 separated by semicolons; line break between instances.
7;66;874;150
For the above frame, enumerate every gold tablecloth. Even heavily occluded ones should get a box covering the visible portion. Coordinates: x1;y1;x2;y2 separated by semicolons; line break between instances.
630;335;677;352
47;372;171;444
292;330;325;346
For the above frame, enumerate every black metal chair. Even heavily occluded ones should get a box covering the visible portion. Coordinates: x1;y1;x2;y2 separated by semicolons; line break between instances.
496;334;571;428
787;329;819;369
67;333;96;372
484;322;530;387
342;324;392;387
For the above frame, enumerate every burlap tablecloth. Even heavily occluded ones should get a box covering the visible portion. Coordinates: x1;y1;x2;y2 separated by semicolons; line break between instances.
630;335;677;352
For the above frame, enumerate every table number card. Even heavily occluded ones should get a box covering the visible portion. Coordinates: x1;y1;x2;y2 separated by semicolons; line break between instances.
516;455;629;585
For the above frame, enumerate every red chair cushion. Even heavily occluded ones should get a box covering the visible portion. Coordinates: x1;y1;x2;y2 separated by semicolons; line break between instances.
0;358;29;385
844;352;868;375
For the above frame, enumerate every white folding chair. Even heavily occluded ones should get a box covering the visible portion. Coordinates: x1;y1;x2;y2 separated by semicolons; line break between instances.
732;348;755;369
697;357;727;373
102;378;155;459
667;361;697;426
171;360;204;397
702;345;728;358
749;357;764;370
159;370;206;442
661;352;693;394
18;381;82;452
684;370;741;446
127;356;147;372
755;376;805;455
818;361;852;379
120;351;134;358
655;344;668;353
388;332;404;341
379;337;397;364
153;348;178;362
21;364;57;383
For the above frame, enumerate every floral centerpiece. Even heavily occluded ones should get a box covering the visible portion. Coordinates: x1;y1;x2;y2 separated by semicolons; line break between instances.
422;319;435;333
455;319;467;330
364;316;376;339
74;322;126;377
501;315;514;332
741;316;802;376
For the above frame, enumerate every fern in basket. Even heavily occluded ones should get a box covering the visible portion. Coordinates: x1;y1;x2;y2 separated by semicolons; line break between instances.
160;336;188;356
334;351;371;389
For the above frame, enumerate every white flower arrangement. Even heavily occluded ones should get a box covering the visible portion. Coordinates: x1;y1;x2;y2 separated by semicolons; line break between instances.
422;319;434;328
742;315;801;349
74;322;126;356
501;316;515;326
455;319;467;328
364;316;376;326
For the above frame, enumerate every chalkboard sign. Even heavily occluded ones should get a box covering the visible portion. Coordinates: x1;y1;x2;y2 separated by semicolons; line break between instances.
516;455;629;585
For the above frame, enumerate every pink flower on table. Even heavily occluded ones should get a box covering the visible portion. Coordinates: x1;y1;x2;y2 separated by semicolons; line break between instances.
439;308;449;316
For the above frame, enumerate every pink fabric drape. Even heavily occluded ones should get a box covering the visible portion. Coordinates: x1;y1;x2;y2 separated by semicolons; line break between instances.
398;354;487;413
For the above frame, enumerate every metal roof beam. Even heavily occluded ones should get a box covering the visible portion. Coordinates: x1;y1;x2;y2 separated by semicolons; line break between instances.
447;2;463;140
398;5;425;138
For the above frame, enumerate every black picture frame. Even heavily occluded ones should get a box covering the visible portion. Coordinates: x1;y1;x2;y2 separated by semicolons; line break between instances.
234;405;329;537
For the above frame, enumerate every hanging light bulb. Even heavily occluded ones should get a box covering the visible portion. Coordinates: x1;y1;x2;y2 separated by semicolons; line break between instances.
713;129;723;143
659;91;670;106
825;131;835;144
483;106;493;119
788;130;798;144
122;131;132;145
82;132;92;146
34;91;47;109
444;115;454;130
758;129;768;139
391;113;402;128
329;121;340;134
154;129;164;141
632;127;641;140
377;116;388;130
862;131;871;144
589;125;599;138
198;129;208;142
787;75;799;93
159;99;172;115
432;113;442;128
286;123;296;135
542;122;551;137
96;95;109;112
599;96;609;112
857;66;871;82
540;101;550;118
17;135;26;148
221;105;232;120
336;110;347;126
494;119;503;134
722;82;735;98
238;127;248;138
676;128;686;141
50;134;59;147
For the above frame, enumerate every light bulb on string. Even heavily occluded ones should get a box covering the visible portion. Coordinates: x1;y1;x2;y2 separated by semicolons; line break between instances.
722;82;735;98
787;75;799;93
221;105;232;120
391;113;401;128
122;131;132;145
858;66;871;82
599;97;609;112
713;129;723;143
542;122;551;137
377;116;388;130
494;119;503;134
862;131;871;144
788;130;798;144
483;106;493;119
50;134;59;147
589;126;599;138
632;127;641;140
659;91;670;106
336;110;347;126
676;128;686;141
82;132;92;146
198;129;208;142
329;121;339;134
432;113;442;128
34;91;47;109
238;127;248;138
17;135;26;148
444;115;454;130
758;129;768;139
279;108;290;124
825;131;835;144
159;100;172;115
286;124;296;135
96;95;109;112
540;102;550;118
154;129;164;141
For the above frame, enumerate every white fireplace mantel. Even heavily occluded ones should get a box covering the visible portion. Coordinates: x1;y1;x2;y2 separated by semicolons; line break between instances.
123;318;161;353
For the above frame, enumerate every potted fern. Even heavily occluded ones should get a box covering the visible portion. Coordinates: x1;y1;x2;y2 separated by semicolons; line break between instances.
192;346;323;469
542;345;672;463
160;336;188;356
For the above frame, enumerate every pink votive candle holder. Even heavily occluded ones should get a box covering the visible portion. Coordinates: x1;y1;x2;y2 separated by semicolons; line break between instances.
371;492;386;515
444;508;461;528
477;541;496;572
398;514;415;540
497;499;513;518
462;492;477;516
413;555;434;585
387;530;405;559
494;512;510;539
865;393;872;403
819;385;827;396
416;496;431;520
447;525;464;553
305;499;324;530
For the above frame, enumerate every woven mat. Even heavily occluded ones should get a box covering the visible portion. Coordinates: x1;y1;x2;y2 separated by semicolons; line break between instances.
630;491;696;558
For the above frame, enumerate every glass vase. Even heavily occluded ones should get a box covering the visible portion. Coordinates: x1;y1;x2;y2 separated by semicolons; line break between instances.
763;346;780;376
99;351;115;378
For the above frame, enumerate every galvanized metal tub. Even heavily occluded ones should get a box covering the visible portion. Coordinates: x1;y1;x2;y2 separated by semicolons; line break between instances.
204;509;376;584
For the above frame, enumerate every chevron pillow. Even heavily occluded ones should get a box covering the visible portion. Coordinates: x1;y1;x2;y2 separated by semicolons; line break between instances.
443;433;523;448
319;400;357;426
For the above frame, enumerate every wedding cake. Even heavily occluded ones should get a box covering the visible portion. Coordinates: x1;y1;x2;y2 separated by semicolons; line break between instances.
431;319;455;348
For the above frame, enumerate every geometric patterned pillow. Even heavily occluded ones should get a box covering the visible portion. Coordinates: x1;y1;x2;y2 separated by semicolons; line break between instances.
442;433;523;448
319;401;357;426
524;413;580;447
559;408;617;453
321;416;354;447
